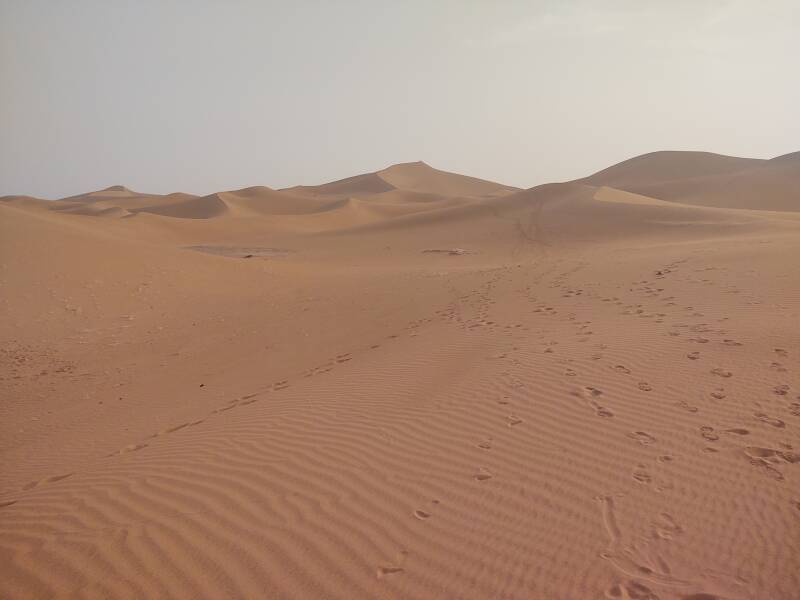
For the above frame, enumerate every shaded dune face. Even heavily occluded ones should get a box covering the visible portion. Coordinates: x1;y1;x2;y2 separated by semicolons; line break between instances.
579;151;764;188
577;150;800;211
1;151;799;600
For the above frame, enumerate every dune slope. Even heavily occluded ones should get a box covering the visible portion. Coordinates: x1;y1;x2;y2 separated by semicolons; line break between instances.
578;150;800;211
281;161;519;199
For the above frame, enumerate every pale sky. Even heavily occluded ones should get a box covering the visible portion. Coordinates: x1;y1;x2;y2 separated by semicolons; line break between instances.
1;0;798;198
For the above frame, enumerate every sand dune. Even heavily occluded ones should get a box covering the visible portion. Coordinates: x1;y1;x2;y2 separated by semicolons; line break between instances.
60;184;142;201
212;186;337;216
283;171;396;197
375;161;520;197
56;185;196;207
2;153;799;599
580;150;800;211
620;155;800;212
0;195;55;210
580;151;763;188
55;204;133;218
281;160;519;199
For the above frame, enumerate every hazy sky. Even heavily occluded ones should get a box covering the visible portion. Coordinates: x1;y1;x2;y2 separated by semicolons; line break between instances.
2;0;798;198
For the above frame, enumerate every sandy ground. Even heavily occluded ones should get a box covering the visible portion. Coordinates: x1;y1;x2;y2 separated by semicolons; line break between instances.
1;155;799;599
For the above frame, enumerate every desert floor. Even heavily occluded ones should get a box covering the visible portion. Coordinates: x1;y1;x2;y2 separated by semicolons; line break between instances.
2;156;799;599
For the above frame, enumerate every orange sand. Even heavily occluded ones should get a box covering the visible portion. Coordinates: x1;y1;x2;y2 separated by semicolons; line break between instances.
1;154;799;599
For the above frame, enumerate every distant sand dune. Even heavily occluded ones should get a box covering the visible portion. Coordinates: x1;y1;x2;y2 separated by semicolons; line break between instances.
579;150;799;211
281;160;519;199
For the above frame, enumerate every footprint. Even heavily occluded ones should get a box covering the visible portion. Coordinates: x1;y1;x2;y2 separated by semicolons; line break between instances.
790;403;800;417
613;365;631;374
653;512;683;539
474;470;493;482
774;384;790;396
700;426;719;442
710;368;732;378
775;348;788;357
477;439;492;450
376;566;404;578
771;362;787;373
675;400;698;413
605;580;659;600
507;415;523;426
638;382;653;392
754;413;785;428
723;428;749;436
335;354;352;363
710;390;726;400
657;455;674;463
594;404;615;418
745;446;798;463
122;442;149;454
687;352;700;360
743;446;799;480
627;431;656;446
722;339;742;346
632;464;652;484
413;510;431;520
747;458;784;481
